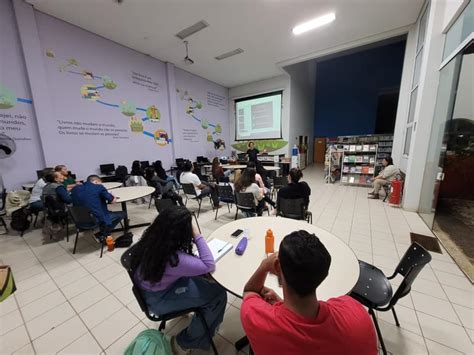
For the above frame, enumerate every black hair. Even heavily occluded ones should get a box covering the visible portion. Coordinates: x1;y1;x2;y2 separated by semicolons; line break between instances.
144;167;156;181
234;168;256;192
41;168;54;179
279;230;331;297
289;168;303;183
132;206;194;283
246;161;256;169
131;160;143;176
384;156;394;166
183;160;193;172
87;175;101;182
153;160;167;180
211;157;221;176
44;172;57;183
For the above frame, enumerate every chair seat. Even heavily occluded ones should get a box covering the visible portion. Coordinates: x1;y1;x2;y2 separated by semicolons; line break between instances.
350;260;393;309
220;197;234;203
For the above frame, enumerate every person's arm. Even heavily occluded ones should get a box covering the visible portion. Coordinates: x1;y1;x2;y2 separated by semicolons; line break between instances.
55;186;72;204
243;253;278;298
99;185;115;203
167;234;215;277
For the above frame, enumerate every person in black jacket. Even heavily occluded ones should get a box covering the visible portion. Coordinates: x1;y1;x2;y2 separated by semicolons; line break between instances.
277;168;311;210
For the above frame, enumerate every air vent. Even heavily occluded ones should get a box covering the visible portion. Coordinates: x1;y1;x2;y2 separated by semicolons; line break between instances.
175;21;209;40
215;48;244;61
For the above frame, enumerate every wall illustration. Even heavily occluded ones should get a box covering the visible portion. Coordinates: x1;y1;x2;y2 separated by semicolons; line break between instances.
174;68;229;160
232;139;288;152
45;50;171;146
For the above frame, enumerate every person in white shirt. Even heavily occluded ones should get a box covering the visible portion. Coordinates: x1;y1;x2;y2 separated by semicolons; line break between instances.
234;168;267;216
368;157;399;199
29;168;54;212
179;160;220;208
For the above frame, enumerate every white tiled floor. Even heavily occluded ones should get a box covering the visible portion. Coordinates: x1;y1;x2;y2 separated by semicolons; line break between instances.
0;165;473;354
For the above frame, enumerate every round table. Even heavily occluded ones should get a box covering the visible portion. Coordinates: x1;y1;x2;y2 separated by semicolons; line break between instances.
221;164;247;170
209;217;359;300
263;166;280;171
103;182;122;190
108;186;155;232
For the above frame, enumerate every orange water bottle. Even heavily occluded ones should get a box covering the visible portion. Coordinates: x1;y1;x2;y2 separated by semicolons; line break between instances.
265;229;274;255
106;236;115;252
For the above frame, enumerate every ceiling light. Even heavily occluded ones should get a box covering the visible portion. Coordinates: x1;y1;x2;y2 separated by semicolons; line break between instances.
176;21;209;40
215;48;244;61
292;13;336;35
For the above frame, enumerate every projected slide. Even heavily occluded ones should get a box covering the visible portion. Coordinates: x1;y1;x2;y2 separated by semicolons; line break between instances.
235;91;282;140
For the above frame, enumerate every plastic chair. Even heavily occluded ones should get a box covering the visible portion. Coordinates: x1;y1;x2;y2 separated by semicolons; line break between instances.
44;196;69;241
114;165;129;185
350;242;432;355
181;183;212;218
120;245;218;355
215;185;234;220
234;192;261;219
67;206;103;257
154;198;201;234
277;197;312;223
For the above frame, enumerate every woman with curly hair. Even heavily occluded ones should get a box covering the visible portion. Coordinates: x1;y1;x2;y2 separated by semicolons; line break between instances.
132;206;226;352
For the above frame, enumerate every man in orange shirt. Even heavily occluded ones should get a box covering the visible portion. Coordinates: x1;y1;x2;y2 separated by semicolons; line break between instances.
240;230;378;355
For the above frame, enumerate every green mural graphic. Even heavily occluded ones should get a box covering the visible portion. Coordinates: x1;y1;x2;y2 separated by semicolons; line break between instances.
232;140;288;153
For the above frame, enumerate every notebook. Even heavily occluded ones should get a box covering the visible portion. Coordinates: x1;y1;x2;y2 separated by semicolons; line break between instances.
208;238;234;262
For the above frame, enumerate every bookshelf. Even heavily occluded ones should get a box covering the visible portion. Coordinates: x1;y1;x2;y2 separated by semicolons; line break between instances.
341;144;378;186
375;135;393;175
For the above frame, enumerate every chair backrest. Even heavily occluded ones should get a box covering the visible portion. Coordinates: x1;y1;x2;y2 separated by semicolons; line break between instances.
115;166;128;182
273;176;288;189
154;198;178;213
235;192;256;209
67;205;97;226
217;185;234;201
181;183;197;197
44;195;66;217
1;188;6;211
390;242;432;306
278;197;305;220
121;245;160;321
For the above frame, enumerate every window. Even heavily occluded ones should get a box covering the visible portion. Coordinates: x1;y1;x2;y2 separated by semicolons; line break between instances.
403;2;430;156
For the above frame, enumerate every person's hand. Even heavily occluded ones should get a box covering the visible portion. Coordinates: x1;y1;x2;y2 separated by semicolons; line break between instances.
112;197;119;203
260;287;282;305
260;252;278;274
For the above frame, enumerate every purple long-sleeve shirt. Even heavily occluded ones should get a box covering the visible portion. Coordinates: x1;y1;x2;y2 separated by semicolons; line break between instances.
136;235;216;292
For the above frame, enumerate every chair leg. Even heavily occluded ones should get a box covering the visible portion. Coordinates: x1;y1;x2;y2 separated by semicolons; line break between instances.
369;308;387;355
215;204;219;220
66;219;69;242
33;213;39;227
100;240;104;258
193;213;202;234
184;195;188;206
196;310;218;355
197;199;202;218
235;208;239;220
73;231;79;254
159;320;166;331
0;217;8;233
227;203;231;213
392;307;400;327
148;197;153;209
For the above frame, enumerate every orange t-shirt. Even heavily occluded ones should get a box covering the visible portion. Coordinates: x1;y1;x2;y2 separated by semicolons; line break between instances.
241;294;378;355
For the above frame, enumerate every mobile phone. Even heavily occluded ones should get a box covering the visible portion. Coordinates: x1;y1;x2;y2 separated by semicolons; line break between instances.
231;229;243;238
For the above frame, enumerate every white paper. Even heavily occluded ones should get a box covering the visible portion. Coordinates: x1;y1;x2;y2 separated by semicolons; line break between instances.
208;238;233;262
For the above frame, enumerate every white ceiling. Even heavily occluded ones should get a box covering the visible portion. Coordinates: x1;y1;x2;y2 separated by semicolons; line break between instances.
26;0;423;88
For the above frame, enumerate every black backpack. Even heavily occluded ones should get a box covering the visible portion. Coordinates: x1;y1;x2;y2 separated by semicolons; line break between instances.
10;207;31;236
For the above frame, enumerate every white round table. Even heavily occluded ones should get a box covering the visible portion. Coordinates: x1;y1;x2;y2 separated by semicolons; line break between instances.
222;164;247;170
103;182;122;190
263;166;280;171
209;217;359;300
109;186;155;232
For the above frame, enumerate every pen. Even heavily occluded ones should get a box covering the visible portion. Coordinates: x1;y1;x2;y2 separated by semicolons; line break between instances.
217;243;229;253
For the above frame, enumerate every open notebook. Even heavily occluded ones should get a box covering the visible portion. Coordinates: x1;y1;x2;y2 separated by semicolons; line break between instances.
207;238;233;262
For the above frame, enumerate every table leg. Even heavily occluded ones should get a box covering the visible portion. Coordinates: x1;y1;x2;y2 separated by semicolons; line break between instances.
235;336;249;351
112;201;151;233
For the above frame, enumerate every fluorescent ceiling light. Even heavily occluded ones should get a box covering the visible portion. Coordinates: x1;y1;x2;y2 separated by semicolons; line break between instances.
292;13;336;35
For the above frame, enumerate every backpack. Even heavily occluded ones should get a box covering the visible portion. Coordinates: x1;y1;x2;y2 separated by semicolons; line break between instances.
125;329;172;355
10;207;31;235
114;232;133;248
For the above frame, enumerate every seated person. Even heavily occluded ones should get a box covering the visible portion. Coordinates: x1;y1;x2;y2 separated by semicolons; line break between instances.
277;168;311;210
42;171;72;207
153;160;179;189
180;160;220;208
368;157;399;199
132;207;226;352
55;165;80;191
144;167;184;206
247;161;268;193
211;157;231;182
70;175;124;242
234;168;275;216
29;168;53;212
241;231;378;355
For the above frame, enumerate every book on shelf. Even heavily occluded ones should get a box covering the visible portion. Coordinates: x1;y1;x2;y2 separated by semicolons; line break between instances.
369;145;377;151
363;144;370;151
359;175;366;184
356;156;363;163
363;155;369;163
361;166;369;174
350;166;357;173
368;167;375;174
341;176;348;183
349;176;355;184
343;166;349;173
369;157;375;164
355;166;362;173
366;177;374;185
343;145;350;151
349;145;356;152
356;145;363;152
343;156;349;163
348;155;356;163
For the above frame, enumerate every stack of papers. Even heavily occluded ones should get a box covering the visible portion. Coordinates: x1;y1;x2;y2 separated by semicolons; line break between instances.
208;238;233;262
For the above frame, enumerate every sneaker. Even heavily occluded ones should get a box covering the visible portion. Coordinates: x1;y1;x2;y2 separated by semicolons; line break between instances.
367;194;379;199
367;191;375;195
170;335;191;355
93;232;105;244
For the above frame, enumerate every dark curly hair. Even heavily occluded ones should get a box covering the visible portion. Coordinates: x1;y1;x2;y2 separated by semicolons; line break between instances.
132;206;194;283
